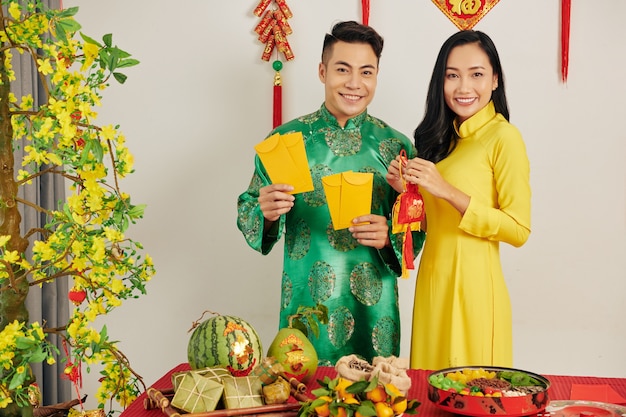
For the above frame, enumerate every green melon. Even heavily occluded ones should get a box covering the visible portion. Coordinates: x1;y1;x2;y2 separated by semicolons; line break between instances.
187;314;263;376
266;327;318;383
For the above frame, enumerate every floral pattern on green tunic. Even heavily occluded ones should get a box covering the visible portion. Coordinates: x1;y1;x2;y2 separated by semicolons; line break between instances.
237;104;425;364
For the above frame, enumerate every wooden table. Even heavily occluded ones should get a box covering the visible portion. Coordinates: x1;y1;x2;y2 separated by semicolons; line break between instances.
120;363;626;417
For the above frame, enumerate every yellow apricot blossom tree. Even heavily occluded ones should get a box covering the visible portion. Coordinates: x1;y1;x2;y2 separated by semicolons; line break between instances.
0;1;155;415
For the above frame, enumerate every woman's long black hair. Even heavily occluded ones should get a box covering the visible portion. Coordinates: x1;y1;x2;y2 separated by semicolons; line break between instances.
414;30;509;163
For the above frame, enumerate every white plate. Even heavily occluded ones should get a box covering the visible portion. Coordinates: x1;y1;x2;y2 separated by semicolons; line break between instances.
542;400;626;417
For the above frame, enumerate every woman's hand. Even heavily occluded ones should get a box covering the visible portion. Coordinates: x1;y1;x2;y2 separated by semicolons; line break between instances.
404;157;470;214
386;155;405;193
349;214;390;249
258;183;294;222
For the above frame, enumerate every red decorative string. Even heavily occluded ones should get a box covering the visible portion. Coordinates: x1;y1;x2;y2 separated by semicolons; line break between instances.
561;0;571;82
62;340;84;410
362;0;370;26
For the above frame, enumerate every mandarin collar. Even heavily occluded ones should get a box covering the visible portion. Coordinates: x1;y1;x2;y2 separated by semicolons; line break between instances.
320;103;367;130
454;101;497;138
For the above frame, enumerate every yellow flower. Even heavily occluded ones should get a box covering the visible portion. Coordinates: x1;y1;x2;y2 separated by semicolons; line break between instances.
81;41;99;71
110;278;124;294
36;58;54;75
100;124;116;141
17;170;32;183
8;2;21;19
3;250;20;263
104;227;124;243
19;93;34;110
0;235;10;247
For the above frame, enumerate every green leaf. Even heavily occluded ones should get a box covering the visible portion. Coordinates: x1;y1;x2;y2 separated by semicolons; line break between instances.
103;33;113;48
316;304;329;324
291;318;308;337
113;72;128;84
57;6;79;18
80;32;102;47
9;371;27;390
311;387;331;397
91;138;104;162
117;58;140;68
57;17;81;35
128;204;146;219
15;336;36;349
346;380;369;394
308;318;320;339
356;403;377;417
29;348;48;363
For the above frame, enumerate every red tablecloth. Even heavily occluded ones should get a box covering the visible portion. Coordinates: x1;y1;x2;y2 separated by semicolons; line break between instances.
120;364;626;417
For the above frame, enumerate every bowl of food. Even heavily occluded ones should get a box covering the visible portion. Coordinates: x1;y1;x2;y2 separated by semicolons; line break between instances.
427;366;550;417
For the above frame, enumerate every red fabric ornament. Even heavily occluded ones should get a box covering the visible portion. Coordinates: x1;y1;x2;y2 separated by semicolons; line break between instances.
561;0;571;83
391;150;424;278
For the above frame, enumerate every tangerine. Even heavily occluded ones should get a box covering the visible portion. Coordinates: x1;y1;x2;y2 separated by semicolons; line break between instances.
314;395;332;417
366;385;388;403
374;402;394;417
391;398;407;415
335;406;348;417
384;383;402;399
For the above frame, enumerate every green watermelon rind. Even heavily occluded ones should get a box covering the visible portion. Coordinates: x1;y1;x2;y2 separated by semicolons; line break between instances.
187;315;263;371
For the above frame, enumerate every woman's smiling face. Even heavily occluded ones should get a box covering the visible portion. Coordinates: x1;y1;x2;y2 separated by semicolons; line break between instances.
443;42;498;124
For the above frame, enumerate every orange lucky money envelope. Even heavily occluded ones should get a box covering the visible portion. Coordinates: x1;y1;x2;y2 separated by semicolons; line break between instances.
254;132;314;194
322;171;373;230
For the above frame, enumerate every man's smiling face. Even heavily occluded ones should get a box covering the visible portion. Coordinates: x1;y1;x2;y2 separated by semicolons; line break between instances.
319;40;378;128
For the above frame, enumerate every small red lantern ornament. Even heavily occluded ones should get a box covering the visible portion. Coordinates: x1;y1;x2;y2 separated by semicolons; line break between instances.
68;288;87;305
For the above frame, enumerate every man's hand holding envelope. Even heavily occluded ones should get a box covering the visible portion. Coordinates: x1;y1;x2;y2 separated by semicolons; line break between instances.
254;132;389;249
254;132;314;194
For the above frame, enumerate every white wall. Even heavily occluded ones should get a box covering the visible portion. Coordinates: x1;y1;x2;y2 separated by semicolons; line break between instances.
62;0;626;408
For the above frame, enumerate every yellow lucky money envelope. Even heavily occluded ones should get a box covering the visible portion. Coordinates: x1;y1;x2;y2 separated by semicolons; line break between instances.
322;171;373;230
254;132;314;194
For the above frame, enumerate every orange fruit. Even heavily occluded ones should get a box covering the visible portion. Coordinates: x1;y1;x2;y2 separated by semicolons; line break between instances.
335;406;348;417
366;385;388;403
334;378;352;398
314;395;332;417
391;399;407;415
343;393;360;405
375;402;394;417
385;383;402;400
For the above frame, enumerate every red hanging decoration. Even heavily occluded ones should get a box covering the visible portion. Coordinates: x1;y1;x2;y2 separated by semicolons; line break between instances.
362;0;370;26
253;0;294;128
391;150;424;279
561;0;571;83
273;61;282;128
62;339;84;410
431;0;500;30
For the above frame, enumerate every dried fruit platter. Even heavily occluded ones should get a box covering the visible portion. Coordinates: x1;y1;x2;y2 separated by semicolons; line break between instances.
427;366;550;417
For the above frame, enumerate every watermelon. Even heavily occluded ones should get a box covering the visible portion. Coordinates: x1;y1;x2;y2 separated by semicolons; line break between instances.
187;314;263;376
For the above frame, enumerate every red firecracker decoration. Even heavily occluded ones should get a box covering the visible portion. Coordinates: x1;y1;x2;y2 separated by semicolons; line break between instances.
391;150;424;279
254;0;294;128
561;0;571;83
